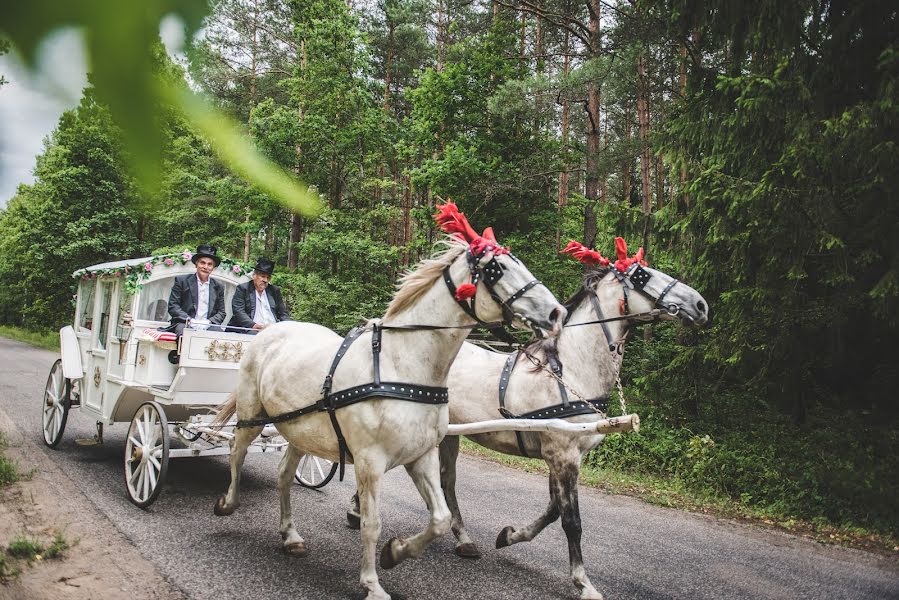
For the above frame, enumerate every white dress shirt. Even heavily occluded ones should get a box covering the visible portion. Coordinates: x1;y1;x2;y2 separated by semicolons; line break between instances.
253;289;276;325
196;276;210;320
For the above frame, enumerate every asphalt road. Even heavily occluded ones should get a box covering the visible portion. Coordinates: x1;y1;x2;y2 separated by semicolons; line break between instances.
1;337;896;600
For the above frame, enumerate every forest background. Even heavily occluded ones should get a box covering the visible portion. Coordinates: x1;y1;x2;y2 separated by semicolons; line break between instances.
1;0;896;546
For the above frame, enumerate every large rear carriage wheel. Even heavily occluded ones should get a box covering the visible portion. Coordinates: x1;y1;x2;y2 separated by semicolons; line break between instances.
295;453;338;489
41;359;71;448
124;401;170;508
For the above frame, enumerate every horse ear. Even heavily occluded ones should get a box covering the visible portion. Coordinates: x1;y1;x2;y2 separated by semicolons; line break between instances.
481;227;498;243
614;237;629;262
634;247;646;265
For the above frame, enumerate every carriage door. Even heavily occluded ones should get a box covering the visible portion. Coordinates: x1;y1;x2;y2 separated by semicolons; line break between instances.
83;279;115;413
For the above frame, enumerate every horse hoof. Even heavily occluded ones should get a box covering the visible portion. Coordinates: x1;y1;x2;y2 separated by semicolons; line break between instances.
379;537;402;570
213;497;235;516
283;541;308;556
346;510;361;530
495;526;515;549
454;542;482;559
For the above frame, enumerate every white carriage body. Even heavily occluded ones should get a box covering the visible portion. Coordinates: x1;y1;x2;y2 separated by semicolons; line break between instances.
64;256;255;424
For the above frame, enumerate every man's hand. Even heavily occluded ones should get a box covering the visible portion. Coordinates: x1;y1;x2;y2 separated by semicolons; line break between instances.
252;323;266;331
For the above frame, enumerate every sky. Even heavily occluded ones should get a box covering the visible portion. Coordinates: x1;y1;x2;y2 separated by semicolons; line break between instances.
0;28;88;207
0;19;186;208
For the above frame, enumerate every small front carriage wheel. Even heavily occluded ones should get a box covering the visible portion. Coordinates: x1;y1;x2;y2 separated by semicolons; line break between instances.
295;454;339;489
124;401;170;508
41;359;71;448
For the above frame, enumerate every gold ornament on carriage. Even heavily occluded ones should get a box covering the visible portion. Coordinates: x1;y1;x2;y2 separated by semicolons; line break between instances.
205;339;244;362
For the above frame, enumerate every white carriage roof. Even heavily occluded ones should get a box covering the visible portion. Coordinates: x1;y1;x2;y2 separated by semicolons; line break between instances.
76;256;160;274
73;254;250;278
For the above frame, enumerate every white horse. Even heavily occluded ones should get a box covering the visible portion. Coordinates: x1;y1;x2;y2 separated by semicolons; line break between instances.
348;238;709;599
213;205;566;600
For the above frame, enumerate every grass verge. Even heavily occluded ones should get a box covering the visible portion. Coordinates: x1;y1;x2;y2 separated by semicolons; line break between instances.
0;432;25;488
459;437;899;556
2;530;73;580
0;326;60;352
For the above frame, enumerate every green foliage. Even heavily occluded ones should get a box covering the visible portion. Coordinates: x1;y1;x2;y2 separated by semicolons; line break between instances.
0;327;60;352
1;0;897;542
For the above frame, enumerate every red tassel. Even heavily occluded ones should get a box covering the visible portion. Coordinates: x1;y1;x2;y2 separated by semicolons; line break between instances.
615;237;629;261
455;283;477;301
561;240;609;266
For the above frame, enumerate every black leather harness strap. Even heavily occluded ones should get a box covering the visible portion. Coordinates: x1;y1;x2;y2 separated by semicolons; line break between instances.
588;293;618;352
496;351;530;456
496;350;609;458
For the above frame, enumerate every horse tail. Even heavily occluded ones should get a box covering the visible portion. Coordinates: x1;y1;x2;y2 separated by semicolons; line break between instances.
212;392;237;427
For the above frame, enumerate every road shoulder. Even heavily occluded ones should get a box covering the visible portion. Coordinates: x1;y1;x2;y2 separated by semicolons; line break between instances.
0;405;187;600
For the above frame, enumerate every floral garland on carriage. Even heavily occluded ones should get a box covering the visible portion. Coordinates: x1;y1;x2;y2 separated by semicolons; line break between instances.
72;250;252;300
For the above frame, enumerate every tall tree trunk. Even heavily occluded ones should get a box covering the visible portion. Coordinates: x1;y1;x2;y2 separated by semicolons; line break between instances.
583;0;601;248
556;10;570;251
637;52;653;240
436;0;446;72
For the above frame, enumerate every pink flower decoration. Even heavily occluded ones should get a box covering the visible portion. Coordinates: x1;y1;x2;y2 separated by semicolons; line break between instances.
144;262;153;272
115;271;121;277
164;258;174;266
182;251;193;261
232;264;241;273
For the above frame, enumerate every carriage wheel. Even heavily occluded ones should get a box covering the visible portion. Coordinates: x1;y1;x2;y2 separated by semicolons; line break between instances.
295;454;338;489
124;401;170;508
41;359;71;448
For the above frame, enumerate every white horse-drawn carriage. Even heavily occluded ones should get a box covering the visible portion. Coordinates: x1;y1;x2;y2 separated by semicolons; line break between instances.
41;253;337;508
39;205;701;600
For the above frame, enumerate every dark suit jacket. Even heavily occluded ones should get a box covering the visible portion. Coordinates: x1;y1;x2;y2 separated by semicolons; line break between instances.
227;281;290;330
167;273;227;325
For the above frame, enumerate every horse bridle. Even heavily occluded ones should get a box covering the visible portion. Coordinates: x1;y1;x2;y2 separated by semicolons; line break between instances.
442;248;543;342
573;263;684;352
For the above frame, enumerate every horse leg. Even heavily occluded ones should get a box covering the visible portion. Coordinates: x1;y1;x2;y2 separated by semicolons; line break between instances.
495;471;560;548
438;435;480;558
380;447;452;569
278;444;307;555
551;456;603;600
347;491;361;530
356;456;390;600
214;424;262;515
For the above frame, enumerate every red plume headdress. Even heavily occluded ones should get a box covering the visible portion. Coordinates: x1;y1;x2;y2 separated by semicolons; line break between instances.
561;237;646;272
434;202;509;301
561;241;610;266
612;237;646;272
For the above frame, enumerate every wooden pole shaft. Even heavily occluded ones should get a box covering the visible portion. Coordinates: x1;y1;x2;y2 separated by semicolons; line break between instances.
446;413;640;437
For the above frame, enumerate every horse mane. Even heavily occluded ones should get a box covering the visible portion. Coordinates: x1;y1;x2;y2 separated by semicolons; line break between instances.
521;266;611;370
384;238;468;319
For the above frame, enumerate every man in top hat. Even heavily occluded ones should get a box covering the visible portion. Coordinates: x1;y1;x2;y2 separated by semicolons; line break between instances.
227;258;290;333
167;243;227;336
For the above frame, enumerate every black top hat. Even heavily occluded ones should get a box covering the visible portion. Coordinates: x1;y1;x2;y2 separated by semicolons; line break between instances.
192;244;221;267
253;258;275;275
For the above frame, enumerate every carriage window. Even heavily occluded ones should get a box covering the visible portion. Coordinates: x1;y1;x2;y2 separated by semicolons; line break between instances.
137;278;175;322
78;279;96;333
95;281;114;350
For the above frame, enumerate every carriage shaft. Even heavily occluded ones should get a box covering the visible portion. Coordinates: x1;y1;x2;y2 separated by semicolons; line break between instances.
446;413;639;436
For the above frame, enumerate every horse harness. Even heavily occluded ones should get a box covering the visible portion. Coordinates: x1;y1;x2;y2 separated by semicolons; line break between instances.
236;247;543;480
494;263;681;457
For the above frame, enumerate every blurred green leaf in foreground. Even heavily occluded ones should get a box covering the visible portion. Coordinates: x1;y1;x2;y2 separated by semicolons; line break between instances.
1;0;322;217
